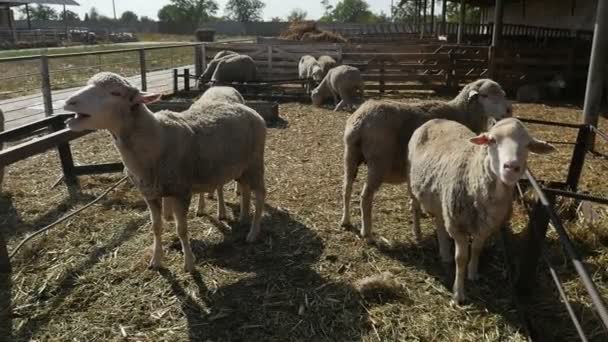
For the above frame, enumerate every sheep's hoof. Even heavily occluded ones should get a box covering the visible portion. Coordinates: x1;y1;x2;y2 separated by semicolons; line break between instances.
451;291;466;306
148;259;162;270
339;218;350;228
217;213;227;221
183;260;195;273
163;214;174;222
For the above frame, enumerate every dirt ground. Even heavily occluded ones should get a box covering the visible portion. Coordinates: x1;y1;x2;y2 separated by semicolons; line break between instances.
1;97;607;341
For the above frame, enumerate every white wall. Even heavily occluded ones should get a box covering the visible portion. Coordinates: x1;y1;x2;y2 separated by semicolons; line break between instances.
484;0;597;30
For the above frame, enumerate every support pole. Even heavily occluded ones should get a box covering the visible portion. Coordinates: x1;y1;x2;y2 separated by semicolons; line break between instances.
492;0;505;47
457;0;466;44
26;4;31;29
441;0;447;35
582;0;608;142
422;0;427;35
431;0;435;34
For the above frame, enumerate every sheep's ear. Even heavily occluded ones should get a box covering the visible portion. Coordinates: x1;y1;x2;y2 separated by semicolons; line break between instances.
470;133;493;145
467;89;479;102
133;92;161;104
529;138;556;154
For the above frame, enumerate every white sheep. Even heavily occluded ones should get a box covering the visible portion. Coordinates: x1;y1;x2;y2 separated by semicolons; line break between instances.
163;86;246;222
213;50;237;61
317;55;338;76
63;72;267;273
298;55;323;94
516;74;566;103
0;108;4;192
408;118;555;304
340;79;513;239
311;65;364;112
200;53;257;84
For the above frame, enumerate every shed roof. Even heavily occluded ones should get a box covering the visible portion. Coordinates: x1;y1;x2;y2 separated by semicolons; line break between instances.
0;0;79;6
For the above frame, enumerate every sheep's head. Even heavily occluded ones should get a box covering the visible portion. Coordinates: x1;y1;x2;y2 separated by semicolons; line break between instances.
470;118;555;186
311;65;324;82
462;79;513;120
311;87;324;106
63;72;161;132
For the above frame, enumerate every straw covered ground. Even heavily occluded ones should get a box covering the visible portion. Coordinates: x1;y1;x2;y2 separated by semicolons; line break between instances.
1;97;608;341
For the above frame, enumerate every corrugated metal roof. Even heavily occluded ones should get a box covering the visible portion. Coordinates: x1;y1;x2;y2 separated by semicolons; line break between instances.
0;0;80;6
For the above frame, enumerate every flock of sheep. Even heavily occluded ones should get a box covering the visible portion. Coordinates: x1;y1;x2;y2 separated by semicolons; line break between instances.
0;50;558;306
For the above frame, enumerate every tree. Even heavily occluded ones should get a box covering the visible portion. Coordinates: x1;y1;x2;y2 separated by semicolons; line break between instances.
446;2;480;23
84;13;89;21
286;8;307;22
60;9;80;21
89;7;100;21
319;0;335;22
20;4;58;21
331;0;375;23
270;16;282;22
158;0;218;25
224;0;265;22
120;11;139;23
140;16;155;23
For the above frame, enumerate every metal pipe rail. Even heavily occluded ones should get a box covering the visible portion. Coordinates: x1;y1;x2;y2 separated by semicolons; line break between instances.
525;169;608;334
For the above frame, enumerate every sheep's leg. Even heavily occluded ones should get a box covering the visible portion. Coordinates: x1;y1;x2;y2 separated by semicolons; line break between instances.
234;181;241;196
411;197;422;241
332;91;339;106
146;197;164;270
246;187;266;243
340;144;359;227
436;217;452;263
162;197;174;222
0;166;4;193
207;192;215;199
239;183;251;224
172;196;195;273
360;170;382;240
334;100;345;112
217;186;227;220
452;233;469;305
196;193;205;217
468;232;490;281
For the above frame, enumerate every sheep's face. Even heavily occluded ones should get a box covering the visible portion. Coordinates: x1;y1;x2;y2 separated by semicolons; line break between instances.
311;65;323;82
311;88;323;106
63;72;160;132
467;80;513;119
470;118;555;186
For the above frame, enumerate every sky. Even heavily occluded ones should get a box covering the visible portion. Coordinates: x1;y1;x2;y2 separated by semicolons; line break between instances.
67;0;394;21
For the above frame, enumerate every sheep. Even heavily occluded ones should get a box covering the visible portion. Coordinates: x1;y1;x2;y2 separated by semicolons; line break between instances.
340;79;513;240
298;55;323;94
163;86;246;222
516;74;566;103
63;72;267;273
199;52;257;84
408;118;555;304
0;108;4;192
311;65;364;112
317;55;338;76
213;50;237;61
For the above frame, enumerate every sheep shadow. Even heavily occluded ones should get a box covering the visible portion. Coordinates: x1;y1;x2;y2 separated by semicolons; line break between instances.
161;204;372;341
13;216;146;340
374;226;607;341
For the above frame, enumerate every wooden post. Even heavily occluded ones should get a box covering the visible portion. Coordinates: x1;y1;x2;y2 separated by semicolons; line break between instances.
184;69;190;91
26;4;31;29
457;0;466;44
379;59;385;94
40;55;53;117
0;231;9;273
441;0;447;35
492;0;505;47
582;0;608;140
173;69;179;93
194;45;203;78
431;0;435;34
139;49;147;91
422;0;427;35
51;119;78;186
267;45;273;75
201;43;207;71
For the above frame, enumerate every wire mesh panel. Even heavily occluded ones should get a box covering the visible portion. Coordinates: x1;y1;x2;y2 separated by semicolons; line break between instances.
0;58;47;130
145;46;196;93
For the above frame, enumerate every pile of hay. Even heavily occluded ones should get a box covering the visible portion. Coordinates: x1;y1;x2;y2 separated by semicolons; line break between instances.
280;21;347;43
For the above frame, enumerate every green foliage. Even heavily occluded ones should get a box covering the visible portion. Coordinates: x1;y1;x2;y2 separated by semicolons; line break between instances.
19;4;58;21
224;0;266;22
446;2;480;23
157;0;219;25
120;11;139;23
320;0;388;23
287;8;308;22
60;10;80;21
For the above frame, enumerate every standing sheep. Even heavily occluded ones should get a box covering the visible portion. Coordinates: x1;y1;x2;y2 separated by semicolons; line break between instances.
163;86;246;222
340;79;513;239
311;65;363;112
516;74;566;103
63;72;267;273
408;118;555;304
299;55;323;94
318;55;338;76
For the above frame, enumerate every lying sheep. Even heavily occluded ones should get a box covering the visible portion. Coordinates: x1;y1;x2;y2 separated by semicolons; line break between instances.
0;108;4;192
213;50;237;61
63;72;267;272
340;79;513;239
516;74;566;103
408;118;555;304
311;65;364;112
318;55;338;76
299;55;323;94
163;86;246;221
200;52;257;84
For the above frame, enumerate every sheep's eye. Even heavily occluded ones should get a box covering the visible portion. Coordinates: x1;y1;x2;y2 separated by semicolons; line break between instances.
111;91;122;96
488;137;497;145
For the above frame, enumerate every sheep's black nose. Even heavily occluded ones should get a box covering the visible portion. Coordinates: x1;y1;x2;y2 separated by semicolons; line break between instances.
503;162;520;173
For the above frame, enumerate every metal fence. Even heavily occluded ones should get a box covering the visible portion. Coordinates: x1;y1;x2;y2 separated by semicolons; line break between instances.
0;43;201;130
